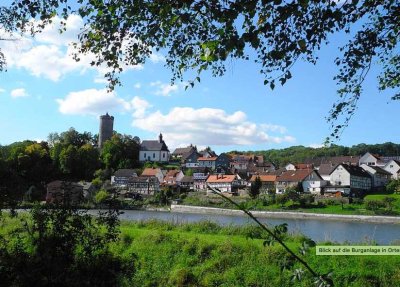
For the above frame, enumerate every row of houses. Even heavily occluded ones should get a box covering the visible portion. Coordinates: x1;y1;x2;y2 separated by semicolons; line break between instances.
116;143;400;197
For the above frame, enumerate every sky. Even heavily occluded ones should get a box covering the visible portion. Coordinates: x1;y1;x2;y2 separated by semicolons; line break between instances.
0;14;398;154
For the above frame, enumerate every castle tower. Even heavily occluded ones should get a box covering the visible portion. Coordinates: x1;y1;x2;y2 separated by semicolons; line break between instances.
98;113;114;149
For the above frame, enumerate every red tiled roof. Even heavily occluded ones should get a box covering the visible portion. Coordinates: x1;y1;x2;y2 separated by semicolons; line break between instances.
206;174;236;183
141;168;161;176
277;169;313;182
295;163;314;169
250;175;277;182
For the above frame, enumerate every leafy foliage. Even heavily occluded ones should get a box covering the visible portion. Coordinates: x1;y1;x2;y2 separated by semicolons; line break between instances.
0;205;131;286
249;176;262;199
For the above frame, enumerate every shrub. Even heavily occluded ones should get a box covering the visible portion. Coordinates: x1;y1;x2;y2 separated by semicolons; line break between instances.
365;200;385;211
95;189;109;204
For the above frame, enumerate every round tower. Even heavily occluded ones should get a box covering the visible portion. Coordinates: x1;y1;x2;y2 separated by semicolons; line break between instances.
98;113;114;149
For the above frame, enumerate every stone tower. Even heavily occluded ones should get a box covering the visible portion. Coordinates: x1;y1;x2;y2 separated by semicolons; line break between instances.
98;113;114;149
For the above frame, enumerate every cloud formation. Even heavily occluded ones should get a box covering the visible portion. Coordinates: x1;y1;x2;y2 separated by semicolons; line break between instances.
57;89;130;115
11;88;29;98
0;15;142;82
150;81;179;97
132;107;295;148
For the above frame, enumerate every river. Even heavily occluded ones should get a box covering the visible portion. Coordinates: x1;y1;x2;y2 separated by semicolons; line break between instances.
109;209;400;245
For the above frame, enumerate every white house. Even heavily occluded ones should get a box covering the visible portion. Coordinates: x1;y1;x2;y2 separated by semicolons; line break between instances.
139;133;170;163
383;160;400;180
206;174;240;193
302;171;327;194
359;152;385;167
361;164;392;189
326;164;372;195
141;167;165;183
164;169;185;186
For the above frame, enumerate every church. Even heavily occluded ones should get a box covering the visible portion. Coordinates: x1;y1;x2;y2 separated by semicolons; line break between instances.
139;133;170;163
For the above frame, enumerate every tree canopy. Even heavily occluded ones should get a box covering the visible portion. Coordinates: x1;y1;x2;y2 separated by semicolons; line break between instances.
0;0;399;139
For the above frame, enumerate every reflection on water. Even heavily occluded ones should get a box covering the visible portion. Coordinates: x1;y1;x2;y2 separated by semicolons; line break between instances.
91;209;400;244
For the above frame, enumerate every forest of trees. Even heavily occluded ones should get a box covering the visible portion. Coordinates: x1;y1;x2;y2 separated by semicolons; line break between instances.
0;127;141;203
236;142;400;168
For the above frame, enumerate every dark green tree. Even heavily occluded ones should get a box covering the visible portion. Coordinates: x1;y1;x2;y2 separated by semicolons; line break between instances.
100;134;140;170
249;176;262;199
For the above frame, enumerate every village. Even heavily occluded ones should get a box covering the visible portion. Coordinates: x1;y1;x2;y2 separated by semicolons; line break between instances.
44;114;400;205
108;133;400;199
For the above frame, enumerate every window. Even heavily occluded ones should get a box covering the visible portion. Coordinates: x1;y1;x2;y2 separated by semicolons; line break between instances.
153;153;155;158
144;153;146;158
163;153;165;158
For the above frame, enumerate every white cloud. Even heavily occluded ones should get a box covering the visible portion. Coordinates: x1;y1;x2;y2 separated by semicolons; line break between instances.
0;88;5;93
132;107;295;148
149;52;166;63
11;88;29;98
56;88;131;115
309;143;325;149
131;96;152;118
0;15;142;82
134;83;141;89
260;123;287;134
150;81;179;97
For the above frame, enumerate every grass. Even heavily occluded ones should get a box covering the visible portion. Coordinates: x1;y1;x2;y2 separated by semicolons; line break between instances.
181;192;400;216
1;211;400;286
115;220;400;286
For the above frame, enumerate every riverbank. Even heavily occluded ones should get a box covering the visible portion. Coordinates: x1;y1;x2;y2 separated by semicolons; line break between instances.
171;204;400;224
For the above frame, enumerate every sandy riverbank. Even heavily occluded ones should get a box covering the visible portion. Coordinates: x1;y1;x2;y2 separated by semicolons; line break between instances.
170;204;400;224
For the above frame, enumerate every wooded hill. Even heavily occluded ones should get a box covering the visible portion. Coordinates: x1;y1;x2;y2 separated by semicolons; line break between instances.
231;142;400;168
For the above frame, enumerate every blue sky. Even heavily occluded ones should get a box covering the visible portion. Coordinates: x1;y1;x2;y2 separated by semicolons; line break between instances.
0;14;398;154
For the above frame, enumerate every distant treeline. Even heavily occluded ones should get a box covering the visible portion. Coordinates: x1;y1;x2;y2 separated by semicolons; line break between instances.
231;142;400;168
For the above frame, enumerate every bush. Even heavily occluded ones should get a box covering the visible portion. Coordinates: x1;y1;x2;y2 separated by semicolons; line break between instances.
95;189;110;204
365;200;385;211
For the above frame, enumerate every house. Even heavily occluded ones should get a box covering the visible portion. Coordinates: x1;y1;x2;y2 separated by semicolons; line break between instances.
139;133;170;162
275;169;313;193
384;159;400;179
171;145;197;161
180;176;194;190
249;174;277;194
182;150;201;168
77;181;97;199
193;172;209;191
359;152;385;167
295;163;314;170
46;180;83;204
301;171;327;194
216;153;231;170
361;164;392;189
317;163;337;181
230;155;252;170
199;148;217;158
198;156;218;170
284;163;296;171
325;164;371;196
127;176;160;195
304;156;360;168
206;174;241;194
111;169;138;186
141;167;164;183
163;169;185;186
